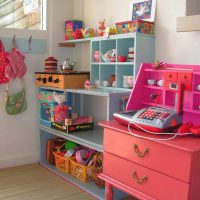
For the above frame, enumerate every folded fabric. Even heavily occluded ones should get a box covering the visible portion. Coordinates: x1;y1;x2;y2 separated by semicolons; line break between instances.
5;48;27;80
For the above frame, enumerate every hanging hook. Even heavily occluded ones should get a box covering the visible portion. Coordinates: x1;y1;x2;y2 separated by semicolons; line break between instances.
12;34;17;49
28;35;32;50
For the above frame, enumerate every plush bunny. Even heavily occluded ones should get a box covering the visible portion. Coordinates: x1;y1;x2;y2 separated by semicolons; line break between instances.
53;91;71;123
98;19;106;36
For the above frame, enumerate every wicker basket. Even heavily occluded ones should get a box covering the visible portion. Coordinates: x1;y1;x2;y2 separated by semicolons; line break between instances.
70;157;94;182
91;152;105;187
92;167;105;187
53;152;70;173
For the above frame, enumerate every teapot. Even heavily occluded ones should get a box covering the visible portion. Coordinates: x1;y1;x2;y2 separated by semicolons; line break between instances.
60;58;76;70
101;49;116;62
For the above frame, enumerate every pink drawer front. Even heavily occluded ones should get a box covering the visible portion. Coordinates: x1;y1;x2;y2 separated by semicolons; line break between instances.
104;129;192;182
104;152;189;200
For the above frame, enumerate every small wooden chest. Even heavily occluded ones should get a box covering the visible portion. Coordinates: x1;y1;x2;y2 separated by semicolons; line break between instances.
35;71;90;89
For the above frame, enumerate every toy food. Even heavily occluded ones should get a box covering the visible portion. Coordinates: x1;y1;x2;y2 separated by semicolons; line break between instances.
118;55;127;62
82;28;95;38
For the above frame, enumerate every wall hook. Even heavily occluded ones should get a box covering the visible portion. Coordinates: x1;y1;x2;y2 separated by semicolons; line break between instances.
12;34;17;49
28;35;32;50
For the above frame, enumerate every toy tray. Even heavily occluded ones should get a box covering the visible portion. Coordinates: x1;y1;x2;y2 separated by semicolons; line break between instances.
51;121;94;133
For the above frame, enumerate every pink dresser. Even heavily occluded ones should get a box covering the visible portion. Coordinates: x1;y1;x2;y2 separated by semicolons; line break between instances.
99;120;200;200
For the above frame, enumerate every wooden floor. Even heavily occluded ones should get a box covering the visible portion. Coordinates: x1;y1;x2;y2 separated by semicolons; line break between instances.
0;163;95;200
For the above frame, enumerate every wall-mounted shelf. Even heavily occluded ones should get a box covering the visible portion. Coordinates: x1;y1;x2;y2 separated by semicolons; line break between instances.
176;15;200;32
58;37;91;47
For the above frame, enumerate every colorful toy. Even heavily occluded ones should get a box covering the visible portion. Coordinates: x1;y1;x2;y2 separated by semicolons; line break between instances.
98;19;106;36
53;91;72;123
73;28;84;39
65;140;78;150
115;19;154;35
75;148;95;166
101;49;116;62
94;51;100;62
64;148;75;158
104;27;117;37
153;60;167;70
65;20;83;40
82;28;95;38
38;90;54;126
84;79;91;89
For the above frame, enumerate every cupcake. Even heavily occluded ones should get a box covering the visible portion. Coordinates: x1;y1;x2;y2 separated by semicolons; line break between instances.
44;56;58;72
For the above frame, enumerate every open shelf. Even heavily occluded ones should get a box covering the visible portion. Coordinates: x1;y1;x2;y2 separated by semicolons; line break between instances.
90;33;155;90
66;88;130;97
58;38;91;47
39;87;130;96
40;125;103;152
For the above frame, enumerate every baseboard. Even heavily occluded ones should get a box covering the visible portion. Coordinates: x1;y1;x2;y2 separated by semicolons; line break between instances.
0;152;39;169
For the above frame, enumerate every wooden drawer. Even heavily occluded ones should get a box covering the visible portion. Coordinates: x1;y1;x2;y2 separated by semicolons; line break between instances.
178;72;192;82
104;152;189;200
104;129;192;182
165;72;177;81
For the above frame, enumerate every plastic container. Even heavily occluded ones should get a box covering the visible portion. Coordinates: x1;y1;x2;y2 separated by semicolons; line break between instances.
70;157;94;182
118;55;127;62
53;152;70;174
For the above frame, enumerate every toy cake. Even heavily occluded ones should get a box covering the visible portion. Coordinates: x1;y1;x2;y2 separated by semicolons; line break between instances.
44;56;58;72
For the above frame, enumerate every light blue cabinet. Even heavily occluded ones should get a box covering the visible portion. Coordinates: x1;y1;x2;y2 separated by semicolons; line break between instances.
90;33;155;89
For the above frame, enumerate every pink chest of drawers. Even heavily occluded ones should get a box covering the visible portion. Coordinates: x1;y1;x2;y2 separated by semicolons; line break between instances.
99;120;200;200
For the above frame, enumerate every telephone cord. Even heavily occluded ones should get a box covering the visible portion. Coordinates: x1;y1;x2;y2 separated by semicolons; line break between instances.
128;121;191;141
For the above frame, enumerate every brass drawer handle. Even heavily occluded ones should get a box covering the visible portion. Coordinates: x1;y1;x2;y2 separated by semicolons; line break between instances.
133;144;149;158
131;170;148;184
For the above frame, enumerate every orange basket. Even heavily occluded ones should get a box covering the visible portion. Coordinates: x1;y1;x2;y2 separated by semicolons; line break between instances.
53;152;70;174
70;157;94;182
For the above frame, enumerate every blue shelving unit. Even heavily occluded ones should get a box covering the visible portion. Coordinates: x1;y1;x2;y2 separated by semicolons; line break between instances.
90;33;155;90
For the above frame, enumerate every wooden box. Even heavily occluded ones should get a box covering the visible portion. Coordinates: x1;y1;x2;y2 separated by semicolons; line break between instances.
115;20;154;35
35;71;90;89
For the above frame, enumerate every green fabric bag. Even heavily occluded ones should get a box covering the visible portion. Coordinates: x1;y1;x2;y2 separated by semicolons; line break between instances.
5;78;27;115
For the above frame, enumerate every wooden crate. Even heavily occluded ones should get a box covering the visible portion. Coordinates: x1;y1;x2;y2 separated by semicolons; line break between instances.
35;72;90;89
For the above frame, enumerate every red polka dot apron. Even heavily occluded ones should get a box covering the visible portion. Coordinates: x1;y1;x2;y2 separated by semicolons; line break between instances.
0;40;9;84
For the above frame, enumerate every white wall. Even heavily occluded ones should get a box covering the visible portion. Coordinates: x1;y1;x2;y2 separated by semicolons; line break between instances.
0;0;74;168
155;0;200;64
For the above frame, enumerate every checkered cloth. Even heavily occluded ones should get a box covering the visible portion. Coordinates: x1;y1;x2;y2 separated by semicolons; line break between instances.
5;48;27;80
0;40;9;84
